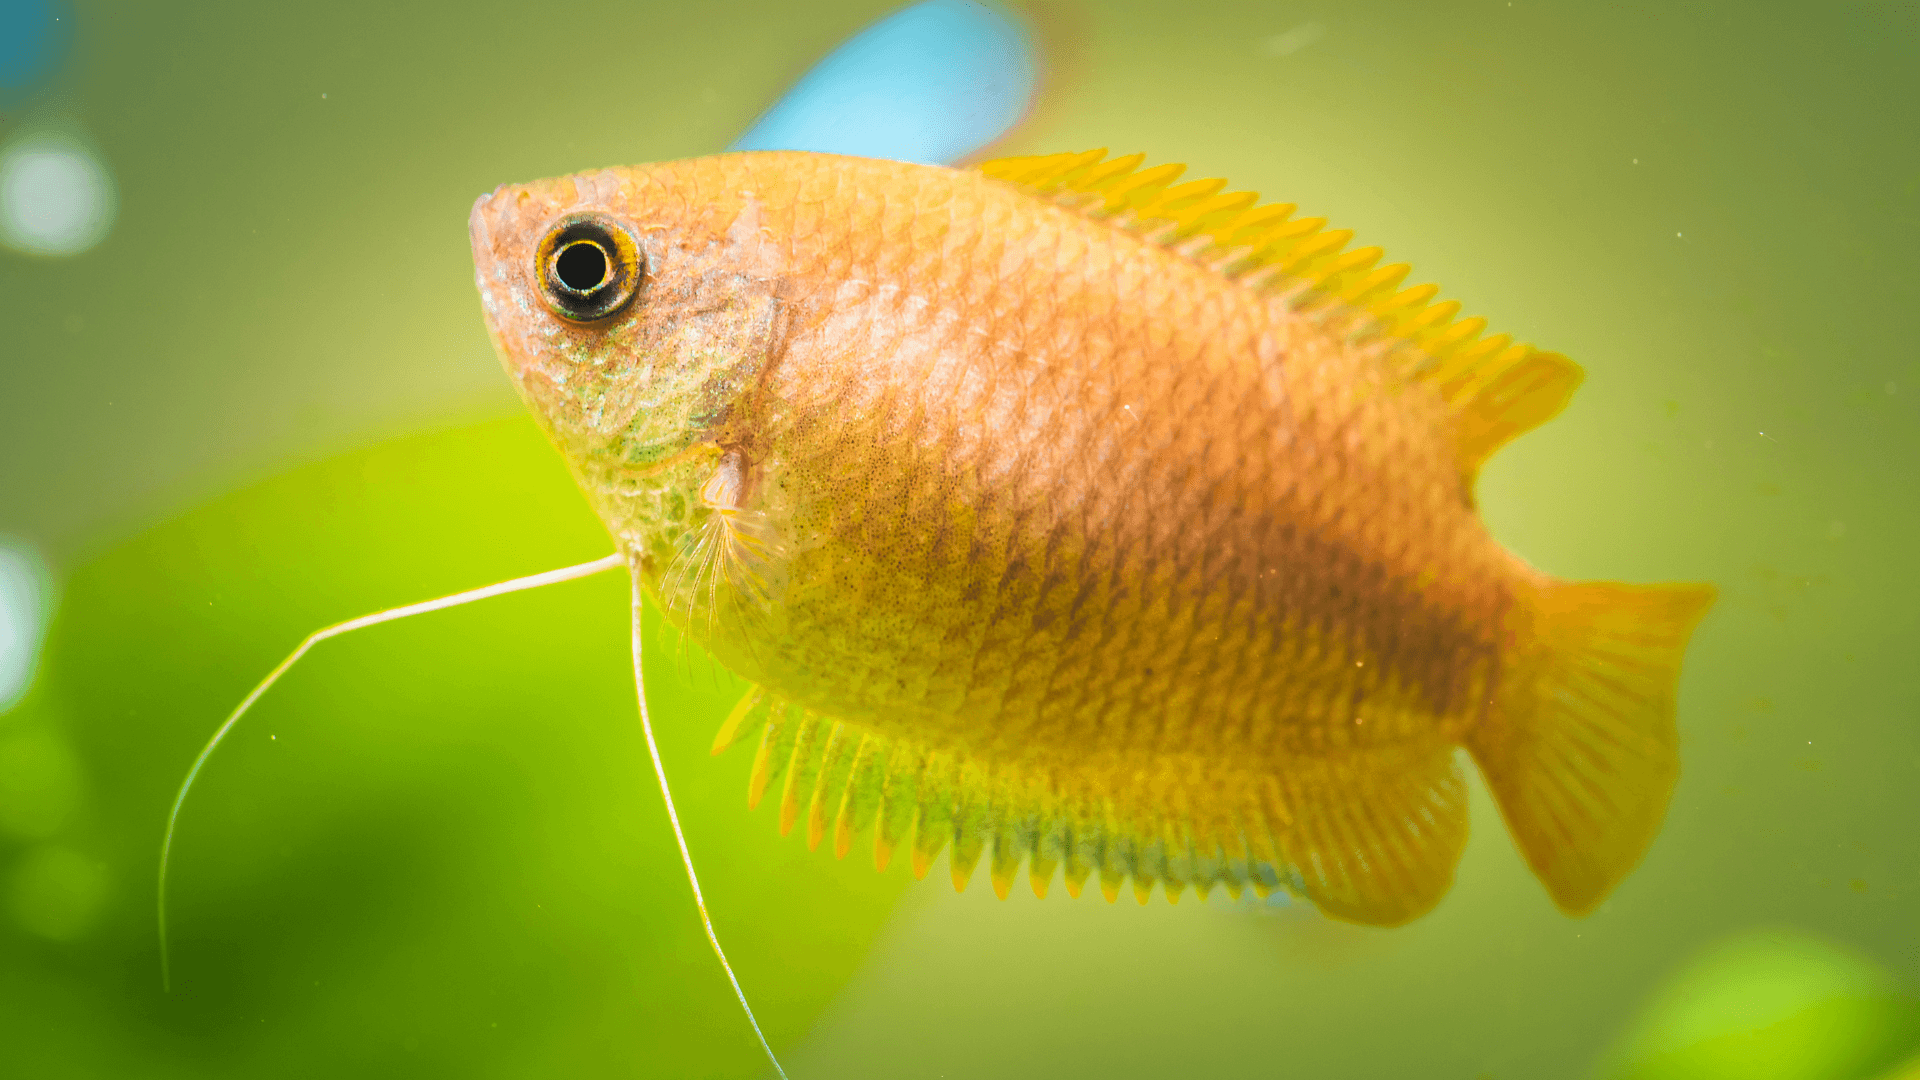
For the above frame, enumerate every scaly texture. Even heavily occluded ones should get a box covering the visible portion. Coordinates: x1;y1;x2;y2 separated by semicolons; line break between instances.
980;149;1587;486
468;151;1714;924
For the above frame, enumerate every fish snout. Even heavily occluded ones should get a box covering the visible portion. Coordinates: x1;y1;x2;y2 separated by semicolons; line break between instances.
467;180;584;358
466;189;497;263
468;185;545;376
468;184;530;286
468;174;654;379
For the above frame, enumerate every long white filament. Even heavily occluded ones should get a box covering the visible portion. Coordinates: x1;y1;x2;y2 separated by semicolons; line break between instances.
627;559;790;1080
158;552;626;990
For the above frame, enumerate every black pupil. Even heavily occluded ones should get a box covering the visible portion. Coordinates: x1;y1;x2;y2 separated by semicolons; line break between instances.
555;240;609;292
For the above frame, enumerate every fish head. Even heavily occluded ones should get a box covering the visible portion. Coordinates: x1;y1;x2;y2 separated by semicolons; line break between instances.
468;157;793;491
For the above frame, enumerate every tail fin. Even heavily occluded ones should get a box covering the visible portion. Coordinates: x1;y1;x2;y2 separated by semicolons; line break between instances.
1467;579;1716;915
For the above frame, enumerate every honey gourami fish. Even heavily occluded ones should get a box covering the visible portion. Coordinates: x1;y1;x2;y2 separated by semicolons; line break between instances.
467;148;1715;926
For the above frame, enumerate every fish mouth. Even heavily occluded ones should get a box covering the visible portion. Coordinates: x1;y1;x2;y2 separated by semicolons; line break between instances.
468;186;521;291
468;173;612;266
467;182;548;294
467;188;519;375
467;189;496;265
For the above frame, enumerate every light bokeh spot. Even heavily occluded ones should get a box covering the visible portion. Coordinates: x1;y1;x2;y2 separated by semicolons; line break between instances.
7;844;108;941
0;133;117;257
0;541;53;711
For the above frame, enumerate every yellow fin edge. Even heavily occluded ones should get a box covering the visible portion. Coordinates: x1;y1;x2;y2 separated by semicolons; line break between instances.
1469;579;1716;915
719;692;1473;924
978;149;1586;475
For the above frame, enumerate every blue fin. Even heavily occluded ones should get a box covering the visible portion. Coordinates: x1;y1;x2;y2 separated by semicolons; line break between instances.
730;0;1036;166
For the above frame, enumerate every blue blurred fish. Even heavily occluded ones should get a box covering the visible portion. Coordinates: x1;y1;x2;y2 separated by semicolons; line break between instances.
730;0;1036;165
0;0;69;96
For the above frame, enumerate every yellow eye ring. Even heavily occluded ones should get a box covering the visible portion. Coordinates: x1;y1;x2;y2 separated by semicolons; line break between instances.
535;213;643;321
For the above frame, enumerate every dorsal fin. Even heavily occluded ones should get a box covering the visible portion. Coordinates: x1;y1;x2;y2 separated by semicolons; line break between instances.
978;149;1585;482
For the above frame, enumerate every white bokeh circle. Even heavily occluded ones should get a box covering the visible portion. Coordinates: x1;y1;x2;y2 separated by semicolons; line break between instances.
0;133;116;257
0;542;52;712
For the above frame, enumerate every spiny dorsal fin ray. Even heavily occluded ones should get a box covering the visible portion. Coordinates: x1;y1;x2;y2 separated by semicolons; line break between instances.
978;149;1586;482
721;692;1470;922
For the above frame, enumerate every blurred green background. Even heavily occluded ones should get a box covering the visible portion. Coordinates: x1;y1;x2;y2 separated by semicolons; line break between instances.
1;1;1917;1078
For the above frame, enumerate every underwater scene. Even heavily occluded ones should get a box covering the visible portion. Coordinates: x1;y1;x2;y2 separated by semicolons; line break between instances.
1;1;1917;1077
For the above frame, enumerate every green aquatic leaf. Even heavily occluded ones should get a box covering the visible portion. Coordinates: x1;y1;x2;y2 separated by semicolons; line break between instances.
1593;928;1920;1080
2;415;907;1078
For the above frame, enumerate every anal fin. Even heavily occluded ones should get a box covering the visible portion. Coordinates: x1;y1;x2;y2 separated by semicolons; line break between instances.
1274;744;1471;926
719;696;1474;926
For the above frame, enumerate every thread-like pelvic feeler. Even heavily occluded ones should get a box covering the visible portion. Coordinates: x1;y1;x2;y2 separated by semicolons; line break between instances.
626;559;790;1080
157;552;627;991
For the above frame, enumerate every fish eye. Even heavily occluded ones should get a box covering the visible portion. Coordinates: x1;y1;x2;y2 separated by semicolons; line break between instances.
535;213;643;321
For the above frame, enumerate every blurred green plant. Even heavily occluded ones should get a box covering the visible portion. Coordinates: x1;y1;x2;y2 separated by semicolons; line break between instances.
0;415;907;1078
9;843;108;940
0;725;82;838
1879;1052;1920;1080
1593;928;1920;1080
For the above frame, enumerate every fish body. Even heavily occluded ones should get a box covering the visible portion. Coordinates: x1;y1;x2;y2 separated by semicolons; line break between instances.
469;150;1714;924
